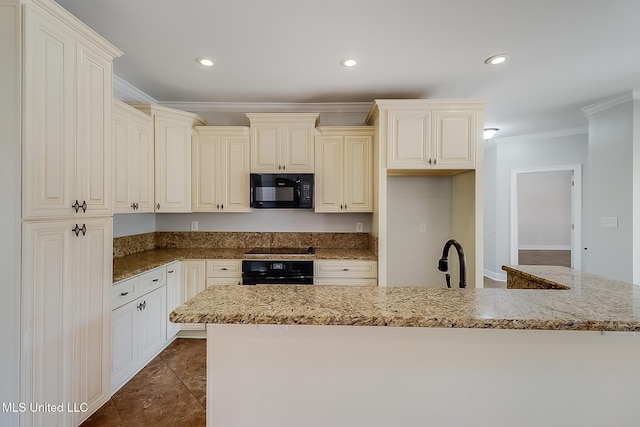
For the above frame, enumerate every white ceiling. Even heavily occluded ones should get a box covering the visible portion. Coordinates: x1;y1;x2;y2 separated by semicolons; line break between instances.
56;0;640;139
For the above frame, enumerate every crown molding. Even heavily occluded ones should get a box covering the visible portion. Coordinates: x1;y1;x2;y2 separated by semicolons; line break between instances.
158;101;373;114
582;90;640;116
113;75;158;104
487;126;588;146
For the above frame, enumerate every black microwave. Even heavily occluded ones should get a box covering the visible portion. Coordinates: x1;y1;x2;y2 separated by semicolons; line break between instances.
250;173;314;209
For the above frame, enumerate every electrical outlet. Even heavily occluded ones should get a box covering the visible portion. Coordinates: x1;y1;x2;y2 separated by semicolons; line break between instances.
191;220;198;231
356;222;363;232
419;222;426;232
600;216;618;228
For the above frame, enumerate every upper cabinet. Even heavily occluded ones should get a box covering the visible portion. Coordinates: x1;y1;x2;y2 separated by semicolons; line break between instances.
192;127;251;212
113;100;154;213
369;100;486;173
247;113;319;173
23;5;120;219
133;105;206;213
315;127;373;213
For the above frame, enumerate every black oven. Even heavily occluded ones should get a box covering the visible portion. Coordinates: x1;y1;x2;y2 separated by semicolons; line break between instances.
242;260;314;285
250;173;313;209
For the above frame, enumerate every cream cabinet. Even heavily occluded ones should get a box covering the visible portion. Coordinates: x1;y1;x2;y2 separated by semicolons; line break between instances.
166;262;182;339
18;2;122;426
315;127;373;212
247;113;318;173
192;127;251;212
206;259;242;286
314;260;378;286
23;218;113;427
133;105;206;213
373;100;483;171
181;260;206;331
112;100;154;213
111;266;167;394
23;5;118;220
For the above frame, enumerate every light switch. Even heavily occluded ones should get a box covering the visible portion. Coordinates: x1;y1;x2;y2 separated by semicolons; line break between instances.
191;220;199;231
600;217;618;228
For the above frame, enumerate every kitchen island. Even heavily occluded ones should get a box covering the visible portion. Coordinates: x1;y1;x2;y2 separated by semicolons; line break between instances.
170;266;640;427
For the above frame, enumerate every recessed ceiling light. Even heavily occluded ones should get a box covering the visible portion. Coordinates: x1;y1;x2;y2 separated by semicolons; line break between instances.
484;54;508;65
341;58;357;67
196;57;214;67
483;128;499;140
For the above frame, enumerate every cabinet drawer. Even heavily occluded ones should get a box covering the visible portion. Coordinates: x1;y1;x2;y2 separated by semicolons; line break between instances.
206;259;242;277
314;260;377;279
111;279;139;309
138;266;167;295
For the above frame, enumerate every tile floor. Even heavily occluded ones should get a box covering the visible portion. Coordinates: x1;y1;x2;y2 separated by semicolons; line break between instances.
81;338;206;427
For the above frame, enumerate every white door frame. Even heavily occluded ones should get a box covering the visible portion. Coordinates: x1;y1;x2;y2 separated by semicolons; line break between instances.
510;164;582;269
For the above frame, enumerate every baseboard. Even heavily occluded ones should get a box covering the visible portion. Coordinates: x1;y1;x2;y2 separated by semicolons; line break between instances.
484;268;507;282
177;329;207;339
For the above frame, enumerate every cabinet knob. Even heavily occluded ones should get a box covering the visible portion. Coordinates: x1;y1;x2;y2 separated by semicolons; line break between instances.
428;159;432;165
221;204;224;210
131;202;136;209
433;159;437;165
344;204;347;210
282;165;286;171
72;200;81;213
72;224;82;236
81;200;87;213
157;203;160;210
216;204;220;209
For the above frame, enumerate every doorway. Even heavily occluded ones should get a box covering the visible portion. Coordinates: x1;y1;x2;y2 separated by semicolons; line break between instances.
510;165;581;269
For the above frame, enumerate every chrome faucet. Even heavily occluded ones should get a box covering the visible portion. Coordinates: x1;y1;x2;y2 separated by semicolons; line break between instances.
437;239;467;288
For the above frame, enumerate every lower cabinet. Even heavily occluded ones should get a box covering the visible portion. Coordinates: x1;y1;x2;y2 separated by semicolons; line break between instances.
111;266;167;394
166;261;182;339
180;260;206;332
206;259;242;286
314;260;378;286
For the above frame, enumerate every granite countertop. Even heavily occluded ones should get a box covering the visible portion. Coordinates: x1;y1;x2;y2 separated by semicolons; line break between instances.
169;265;640;332
113;247;377;282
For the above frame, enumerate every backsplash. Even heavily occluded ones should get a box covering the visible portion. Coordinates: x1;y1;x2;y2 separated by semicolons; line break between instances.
114;232;377;258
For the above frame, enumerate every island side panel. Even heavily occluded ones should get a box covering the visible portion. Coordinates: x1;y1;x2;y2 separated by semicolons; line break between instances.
206;324;640;427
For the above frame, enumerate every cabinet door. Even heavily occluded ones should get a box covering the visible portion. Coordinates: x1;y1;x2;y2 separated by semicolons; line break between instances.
73;218;112;424
283;123;314;172
133;119;155;212
344;136;372;212
221;136;251;212
111;299;138;394
251;124;281;172
23;8;76;219
166;262;182;339
76;42;113;217
181;261;205;331
155;116;192;212
387;110;431;169
139;286;167;363
192;134;220;211
112;111;131;213
22;221;75;427
432;109;475;169
314;136;343;212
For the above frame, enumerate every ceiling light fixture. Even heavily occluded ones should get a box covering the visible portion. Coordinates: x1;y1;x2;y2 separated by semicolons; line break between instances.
484;54;508;65
483;128;499;140
196;57;214;67
341;58;357;67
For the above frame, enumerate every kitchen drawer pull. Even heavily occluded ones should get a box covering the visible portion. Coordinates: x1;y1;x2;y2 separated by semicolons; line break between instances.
152;278;159;282
220;267;228;271
120;291;129;296
168;270;174;274
343;268;350;271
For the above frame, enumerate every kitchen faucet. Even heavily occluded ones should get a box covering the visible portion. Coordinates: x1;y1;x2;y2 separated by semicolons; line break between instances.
437;239;467;288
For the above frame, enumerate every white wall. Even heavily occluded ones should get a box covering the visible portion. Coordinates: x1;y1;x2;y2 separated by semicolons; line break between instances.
386;176;452;287
113;213;156;237
484;132;588;279
0;3;20;425
518;171;572;249
585;100;635;282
